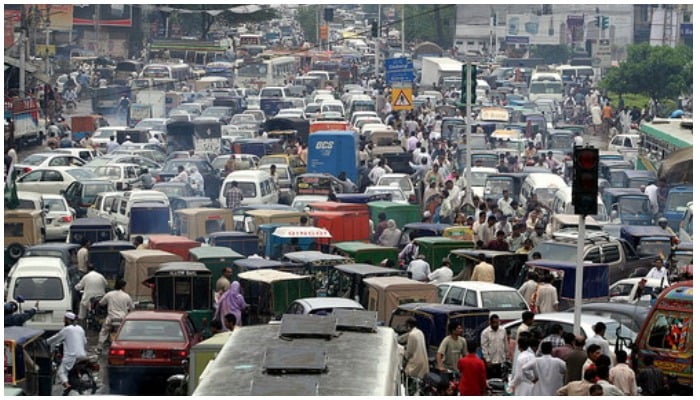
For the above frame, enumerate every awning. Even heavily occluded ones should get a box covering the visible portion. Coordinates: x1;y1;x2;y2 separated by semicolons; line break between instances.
4;56;51;84
272;227;332;239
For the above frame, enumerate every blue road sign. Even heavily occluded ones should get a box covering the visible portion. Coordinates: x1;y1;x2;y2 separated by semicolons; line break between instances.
384;57;413;72
386;71;415;84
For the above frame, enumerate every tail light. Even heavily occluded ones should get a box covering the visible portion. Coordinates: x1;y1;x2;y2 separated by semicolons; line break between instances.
108;348;126;365
109;349;126;357
60;215;73;223
90;362;100;372
155;175;162;182
23;167;32;173
171;350;188;361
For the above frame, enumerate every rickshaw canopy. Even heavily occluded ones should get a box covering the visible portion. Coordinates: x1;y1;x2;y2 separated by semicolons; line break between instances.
523;260;609;299
272;226;332;239
120;249;183;302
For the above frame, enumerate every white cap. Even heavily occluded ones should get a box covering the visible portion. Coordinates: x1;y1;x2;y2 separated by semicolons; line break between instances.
64;311;77;320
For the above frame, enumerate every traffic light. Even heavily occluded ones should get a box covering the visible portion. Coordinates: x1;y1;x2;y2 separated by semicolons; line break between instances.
470;65;477;104
572;146;599;215
460;64;467;104
323;7;334;22
371;20;378;38
601;16;609;30
594;16;600;27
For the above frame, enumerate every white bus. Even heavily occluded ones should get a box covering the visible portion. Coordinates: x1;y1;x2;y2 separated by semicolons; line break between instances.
236;56;298;89
140;63;192;83
528;72;563;102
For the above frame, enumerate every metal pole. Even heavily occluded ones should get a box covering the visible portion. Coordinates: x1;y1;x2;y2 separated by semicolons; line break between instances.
19;32;26;98
401;5;405;55
574;213;584;334
464;62;472;200
375;5;381;78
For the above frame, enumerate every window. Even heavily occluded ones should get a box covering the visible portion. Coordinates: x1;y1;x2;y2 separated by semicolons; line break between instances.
261;181;270;197
117;320;186;342
584;247;602;263
481;290;527;310
18;171;42;182
464;290;478;307
42;171;63;182
43;198;67;211
119;200;127;215
601;244;621;263
445;287;465;305
48;157;70;167
14;277;64;300
609;283;634;297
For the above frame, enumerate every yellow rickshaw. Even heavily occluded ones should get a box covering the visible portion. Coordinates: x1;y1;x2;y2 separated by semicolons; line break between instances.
243;209;306;235
120;249;182;304
4;327;52;396
175;208;234;240
5;210;45;268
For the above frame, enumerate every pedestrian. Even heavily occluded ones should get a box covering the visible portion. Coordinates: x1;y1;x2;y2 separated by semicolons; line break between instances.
457;340;487;396
636;354;667;395
518;271;539;309
97;279;133;351
595;365;625;395
552;332;576;361
581;343;603;378
470;253;495;283
215;281;247;329
537;323;565;355
402;317;429;392
47;312;87;390
4;299;39;327
77;238;91;275
428;258;454;284
589;383;604;396
209;319;226;336
106;135;119;153
406;254;431;282
584;321;612;360
398;233;418;266
131;235;147;250
534;273;559;313
225;181;244;210
74;263;107;326
223;313;238;332
609;350;637;395
485;230;509;251
378;219;402;247
480;314;509;380
557;368;597;396
436;321;467;372
189;166;204;196
521;341;567;396
171;165;189;184
215;267;233;294
564;335;588;383
477;215;497;245
646;256;669;282
373;212;388;243
509;336;536;396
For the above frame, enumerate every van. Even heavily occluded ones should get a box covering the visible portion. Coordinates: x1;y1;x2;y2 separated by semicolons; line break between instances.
219;170;279;208
107;190;172;236
551;187;608;222
320;99;345;117
518;172;568;210
5;257;73;333
632;281;692;395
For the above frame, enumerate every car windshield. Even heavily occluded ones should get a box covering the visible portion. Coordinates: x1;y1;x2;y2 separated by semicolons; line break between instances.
94;166;122;179
117;320;185;342
619;197;650;214
43;197;67;211
377;177;412;193
14;277;64;300
163;160;208;174
201;107;231;118
66;168;96;179
20;154;49;166
666;191;693;212
604;321;637;344
153;184;186;197
481;290;528;310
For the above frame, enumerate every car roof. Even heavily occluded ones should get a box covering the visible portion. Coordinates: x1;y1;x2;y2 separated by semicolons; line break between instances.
295;297;364;310
611;277;665;287
439;281;517;291
15;256;65;267
516;312;618;326
123;310;188;320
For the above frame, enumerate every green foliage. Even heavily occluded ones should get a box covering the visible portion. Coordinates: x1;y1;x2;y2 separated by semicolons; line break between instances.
296;6;321;44
600;44;692;101
531;45;571;65
402;5;455;49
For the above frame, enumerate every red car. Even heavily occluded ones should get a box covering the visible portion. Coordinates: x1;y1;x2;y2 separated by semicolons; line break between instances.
107;310;202;394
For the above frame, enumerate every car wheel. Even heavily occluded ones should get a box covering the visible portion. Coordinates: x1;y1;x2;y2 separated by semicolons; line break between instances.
7;243;25;260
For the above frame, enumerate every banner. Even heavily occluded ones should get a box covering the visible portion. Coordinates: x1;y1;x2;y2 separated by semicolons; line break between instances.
4;9;21;48
506;14;561;45
27;5;73;31
73;5;132;27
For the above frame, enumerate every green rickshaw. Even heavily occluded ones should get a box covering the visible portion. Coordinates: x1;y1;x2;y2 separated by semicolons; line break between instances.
188;246;245;280
414;237;474;274
367;201;421;231
332;241;398;266
237;269;314;324
144;262;213;333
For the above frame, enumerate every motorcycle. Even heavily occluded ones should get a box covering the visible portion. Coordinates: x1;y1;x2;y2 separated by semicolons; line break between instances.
165;358;189;396
52;346;99;396
419;369;459;396
86;296;106;332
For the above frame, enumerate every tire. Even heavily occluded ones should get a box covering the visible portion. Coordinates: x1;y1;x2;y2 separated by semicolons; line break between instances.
77;369;97;395
165;380;183;396
7;243;25;260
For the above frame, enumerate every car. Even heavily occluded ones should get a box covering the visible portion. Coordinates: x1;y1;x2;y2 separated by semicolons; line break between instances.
283;297;365;316
200;106;234;122
275;108;305;119
436;281;529;322
303;102;321;119
259;154;306;177
93;163;151;190
53;147;101;162
14;153;86;174
91;126;129;152
566;302;652;334
608;277;669;306
258;164;295;204
457;166;498;200
84;154;163;176
107;310;202;394
502;312;638;355
170;102;203;117
62;179;117;218
229;113;259;128
41;194;75;241
211;154;259;176
290;194;328;212
376;173;416;203
364;185;409;204
16;167;97;195
87;191;123;219
242;109;265;124
156;158;222;199
134;118;168;134
152;182;196;201
112;147;167;164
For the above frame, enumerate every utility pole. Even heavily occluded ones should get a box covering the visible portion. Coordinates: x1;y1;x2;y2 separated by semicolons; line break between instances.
401;5;405;55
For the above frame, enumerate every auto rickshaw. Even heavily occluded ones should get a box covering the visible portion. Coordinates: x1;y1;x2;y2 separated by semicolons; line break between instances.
237;269;314;324
4;327;52;396
334;192;392;204
327;263;407;304
243;209;306;235
232;258;303;277
307;201;368;213
120;249;183;303
143;262;212;332
208;231;259;257
147;234;201;260
188;246;244;280
362;276;439;323
332;242;398;266
620;225;676;260
187;331;231;395
400;223;452;246
450;249;528;287
605;190;654;226
516;260;610;310
67;217;119;245
621;170;656;189
281;250;353;295
389;303;490;356
4;210;45;271
367;201;421;231
415;237;474;273
262;226;332;260
308;209;371;242
89;240;136;288
176;208;234;240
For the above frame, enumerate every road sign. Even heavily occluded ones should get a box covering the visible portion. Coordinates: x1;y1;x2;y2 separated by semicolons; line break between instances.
386;71;415;84
391;88;412;111
384;57;412;71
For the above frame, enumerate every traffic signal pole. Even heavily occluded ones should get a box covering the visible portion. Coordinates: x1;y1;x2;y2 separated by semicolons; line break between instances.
464;61;472;201
575;213;584;335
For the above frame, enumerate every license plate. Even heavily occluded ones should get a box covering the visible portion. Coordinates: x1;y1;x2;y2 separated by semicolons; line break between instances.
141;350;155;359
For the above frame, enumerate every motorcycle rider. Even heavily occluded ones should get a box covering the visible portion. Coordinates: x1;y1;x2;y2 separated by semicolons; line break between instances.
4;298;40;327
47;312;87;391
74;263;108;328
97;279;133;352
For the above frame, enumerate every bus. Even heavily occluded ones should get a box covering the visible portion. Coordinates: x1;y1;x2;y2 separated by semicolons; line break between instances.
140;63;192;84
236;56;298;89
204;61;235;78
528;71;563;102
637;118;693;172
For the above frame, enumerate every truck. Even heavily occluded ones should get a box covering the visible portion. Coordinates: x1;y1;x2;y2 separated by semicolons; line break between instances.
135;90;166;119
419;57;463;89
307;131;360;184
4;96;44;150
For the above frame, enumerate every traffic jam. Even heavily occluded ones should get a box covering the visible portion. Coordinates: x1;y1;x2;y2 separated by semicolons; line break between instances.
4;4;693;396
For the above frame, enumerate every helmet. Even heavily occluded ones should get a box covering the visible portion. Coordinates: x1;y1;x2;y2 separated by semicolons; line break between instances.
4;302;18;314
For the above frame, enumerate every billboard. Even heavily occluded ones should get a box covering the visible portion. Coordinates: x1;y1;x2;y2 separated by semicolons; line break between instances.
506;14;561;45
25;5;73;31
73;5;132;27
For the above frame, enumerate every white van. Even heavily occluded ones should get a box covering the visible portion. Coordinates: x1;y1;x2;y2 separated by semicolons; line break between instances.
518;173;568;210
106;190;172;236
219;169;279;208
679;202;693;242
6;257;73;333
320;99;345;117
551;187;608;222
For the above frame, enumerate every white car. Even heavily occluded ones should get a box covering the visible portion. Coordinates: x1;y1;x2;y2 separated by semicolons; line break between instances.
376;173;416;203
92;163;146;190
16;167;96;195
458;167;498;200
42;194;75;241
609;277;669;305
364;185;409;204
291;195;328;212
14;153;86;174
275;108;305;119
91;126;129;152
436;281;529;322
284;297;365;316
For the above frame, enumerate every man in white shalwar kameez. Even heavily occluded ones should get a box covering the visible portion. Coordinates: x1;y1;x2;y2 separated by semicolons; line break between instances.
509;337;536;396
521;341;566;396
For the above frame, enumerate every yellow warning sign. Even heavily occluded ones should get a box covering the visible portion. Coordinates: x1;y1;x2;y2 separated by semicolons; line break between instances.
391;88;413;111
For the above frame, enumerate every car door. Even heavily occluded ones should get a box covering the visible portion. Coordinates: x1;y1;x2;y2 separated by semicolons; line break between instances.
16;170;44;193
42;169;66;193
63;182;80;209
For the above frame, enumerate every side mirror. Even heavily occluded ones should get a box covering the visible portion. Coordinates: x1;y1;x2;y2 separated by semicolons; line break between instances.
59;189;65;195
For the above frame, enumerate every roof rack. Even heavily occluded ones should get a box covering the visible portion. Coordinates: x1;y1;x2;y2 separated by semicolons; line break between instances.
333;309;378;333
279;314;336;340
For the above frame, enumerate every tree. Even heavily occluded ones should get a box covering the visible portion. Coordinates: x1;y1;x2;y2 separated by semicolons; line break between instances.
296;6;321;45
600;44;692;101
166;5;278;40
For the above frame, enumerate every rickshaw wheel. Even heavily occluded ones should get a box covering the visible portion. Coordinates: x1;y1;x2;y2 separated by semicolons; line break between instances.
7;243;25;260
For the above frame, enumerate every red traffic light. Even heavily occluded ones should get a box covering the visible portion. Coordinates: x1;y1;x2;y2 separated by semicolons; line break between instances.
576;148;598;169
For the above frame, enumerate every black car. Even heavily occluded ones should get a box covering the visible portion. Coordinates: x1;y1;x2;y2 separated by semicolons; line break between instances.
566;302;651;333
156;158;222;200
62;179;117;218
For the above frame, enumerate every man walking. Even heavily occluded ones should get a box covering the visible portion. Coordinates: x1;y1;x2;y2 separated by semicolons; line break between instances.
402;318;429;393
521;341;567;396
436;321;467;372
225;181;244;210
471;253;495;283
480;314;509;380
535;274;559;313
457;340;487;396
97;279;133;351
509;337;535;396
74;263;107;327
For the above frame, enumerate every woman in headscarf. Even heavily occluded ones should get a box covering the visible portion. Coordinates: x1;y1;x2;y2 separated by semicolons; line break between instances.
215;281;247;329
378;219;402;247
